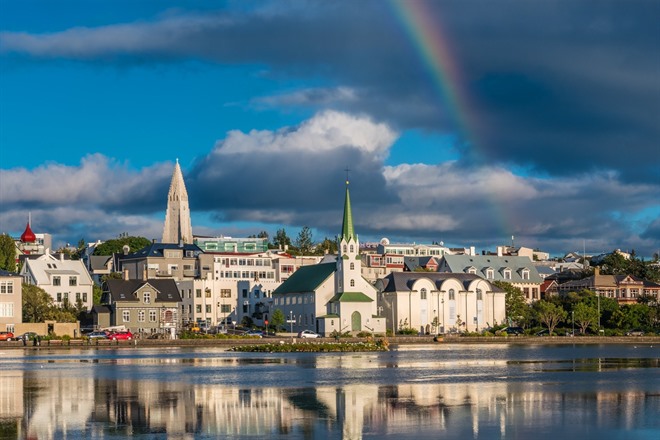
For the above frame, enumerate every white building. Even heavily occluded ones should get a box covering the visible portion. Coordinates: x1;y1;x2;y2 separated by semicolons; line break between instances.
21;253;94;311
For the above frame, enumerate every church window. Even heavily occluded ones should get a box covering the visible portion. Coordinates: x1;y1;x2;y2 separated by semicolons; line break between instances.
350;245;354;252
420;288;427;300
449;289;455;300
343;245;347;253
350;263;355;270
476;289;483;300
350;279;355;287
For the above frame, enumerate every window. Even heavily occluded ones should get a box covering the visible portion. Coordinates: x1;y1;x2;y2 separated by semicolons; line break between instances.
57;292;62;302
221;304;232;313
343;245;347;253
255;291;260;299
0;281;13;294
504;269;511;280
350;263;355;270
69;277;77;286
467;267;476;275
522;269;530;280
63;292;68;301
196;305;202;313
0;303;14;318
476;289;483;301
76;292;81;301
149;310;157;322
523;287;530;299
123;310;130;322
350;279;355;287
206;305;211;313
205;289;211;298
83;292;87;302
243;304;248;313
242;289;248;298
196;289;202;298
138;310;145;322
221;289;231;298
144;292;151;304
449;289;455;300
350;245;354;253
532;288;539;299
420;288;427;300
53;276;61;286
486;269;494;279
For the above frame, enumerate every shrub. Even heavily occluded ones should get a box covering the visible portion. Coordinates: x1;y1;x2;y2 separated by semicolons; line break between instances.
356;331;372;338
397;327;418;335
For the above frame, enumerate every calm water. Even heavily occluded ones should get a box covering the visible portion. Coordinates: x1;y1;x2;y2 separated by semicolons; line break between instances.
0;343;658;439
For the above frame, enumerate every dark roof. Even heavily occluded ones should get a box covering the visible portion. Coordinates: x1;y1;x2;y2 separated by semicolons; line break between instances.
120;242;203;260
403;256;437;272
92;305;111;314
272;263;336;295
379;272;503;293
105;279;182;303
0;269;20;277
89;255;112;271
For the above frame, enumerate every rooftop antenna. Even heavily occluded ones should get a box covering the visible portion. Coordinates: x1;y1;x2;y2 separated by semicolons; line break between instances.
511;235;515;248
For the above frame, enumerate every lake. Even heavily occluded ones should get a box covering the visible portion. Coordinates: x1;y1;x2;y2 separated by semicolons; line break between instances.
0;343;658;439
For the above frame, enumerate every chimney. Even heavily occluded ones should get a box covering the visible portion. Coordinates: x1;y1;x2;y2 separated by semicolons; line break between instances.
594;267;600;276
60;252;64;261
142;265;148;281
123;269;130;281
497;246;503;257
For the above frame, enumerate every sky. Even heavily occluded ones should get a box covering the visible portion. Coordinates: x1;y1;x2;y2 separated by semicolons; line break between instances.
0;0;659;258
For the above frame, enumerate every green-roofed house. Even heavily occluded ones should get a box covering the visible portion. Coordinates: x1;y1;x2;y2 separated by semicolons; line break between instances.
272;181;386;336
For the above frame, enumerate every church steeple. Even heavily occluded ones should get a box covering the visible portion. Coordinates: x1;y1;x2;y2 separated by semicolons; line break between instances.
162;159;193;244
340;180;355;242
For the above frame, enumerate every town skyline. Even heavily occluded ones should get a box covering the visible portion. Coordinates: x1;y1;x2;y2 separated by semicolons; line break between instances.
1;1;658;257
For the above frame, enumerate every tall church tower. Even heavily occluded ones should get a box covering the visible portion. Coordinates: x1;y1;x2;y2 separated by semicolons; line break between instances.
162;159;193;244
336;179;361;293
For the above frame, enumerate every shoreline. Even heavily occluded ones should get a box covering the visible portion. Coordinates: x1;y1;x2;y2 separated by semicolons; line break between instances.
1;335;658;350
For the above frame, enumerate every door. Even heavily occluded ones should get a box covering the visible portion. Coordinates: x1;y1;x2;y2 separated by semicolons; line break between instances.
351;311;361;332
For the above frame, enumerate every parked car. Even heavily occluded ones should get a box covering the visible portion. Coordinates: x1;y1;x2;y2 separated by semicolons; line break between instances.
626;329;645;336
16;332;39;342
0;331;15;341
298;330;321;339
88;331;110;339
109;331;133;341
498;327;524;336
245;330;263;338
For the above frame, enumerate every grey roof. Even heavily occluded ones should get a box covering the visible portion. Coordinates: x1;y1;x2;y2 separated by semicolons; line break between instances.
403;256;437;272
0;269;19;277
535;266;557;276
89;255;112;271
105;279;182;303
440;255;543;284
120;242;203;260
379;272;504;293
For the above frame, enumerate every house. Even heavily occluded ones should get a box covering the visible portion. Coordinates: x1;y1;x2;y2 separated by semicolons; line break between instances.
0;269;22;333
271;181;386;336
375;272;506;334
20;253;94;311
557;267;660;304
117;242;203;281
438;254;543;303
403;256;439;272
99;277;182;337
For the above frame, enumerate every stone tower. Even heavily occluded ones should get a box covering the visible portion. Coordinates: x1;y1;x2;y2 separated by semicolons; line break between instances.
162;159;193;244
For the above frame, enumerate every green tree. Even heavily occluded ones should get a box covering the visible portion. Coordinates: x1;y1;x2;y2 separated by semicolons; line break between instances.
93;236;151;256
93;284;104;305
315;237;338;255
270;309;286;332
493;281;531;327
273;229;292;249
22;284;54;323
573;302;599;334
0;234;16;272
535;300;567;335
295;226;314;255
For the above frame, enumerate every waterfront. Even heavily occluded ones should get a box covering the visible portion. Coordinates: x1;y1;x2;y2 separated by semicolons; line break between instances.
0;343;658;439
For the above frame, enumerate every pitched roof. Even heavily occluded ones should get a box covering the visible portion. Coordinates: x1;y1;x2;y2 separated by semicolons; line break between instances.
340;182;355;242
23;258;93;286
440;255;543;283
328;292;373;303
272;263;336;295
121;242;203;260
403;256;437;272
105;279;182;303
379;271;503;292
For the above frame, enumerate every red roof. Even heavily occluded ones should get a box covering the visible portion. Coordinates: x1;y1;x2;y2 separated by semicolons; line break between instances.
20;222;36;243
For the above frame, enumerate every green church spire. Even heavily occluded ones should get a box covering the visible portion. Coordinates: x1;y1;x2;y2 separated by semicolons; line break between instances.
340;180;355;242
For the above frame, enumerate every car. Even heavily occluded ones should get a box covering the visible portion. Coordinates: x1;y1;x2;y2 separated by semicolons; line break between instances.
109;331;133;341
297;330;321;339
245;330;263;338
498;327;524;336
0;331;15;341
88;331;110;339
16;332;39;342
626;329;645;336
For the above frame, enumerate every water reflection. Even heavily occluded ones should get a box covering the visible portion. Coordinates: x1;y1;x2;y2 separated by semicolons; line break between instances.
0;345;657;439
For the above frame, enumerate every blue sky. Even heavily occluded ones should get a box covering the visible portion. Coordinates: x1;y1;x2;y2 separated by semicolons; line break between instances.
1;0;659;257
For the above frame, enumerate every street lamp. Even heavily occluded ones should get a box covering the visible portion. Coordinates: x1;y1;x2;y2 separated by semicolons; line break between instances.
289;310;294;334
572;310;575;336
597;289;601;335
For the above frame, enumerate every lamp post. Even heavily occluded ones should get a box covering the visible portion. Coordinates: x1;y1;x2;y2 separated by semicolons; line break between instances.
597;289;601;335
289;310;294;334
572;310;575;336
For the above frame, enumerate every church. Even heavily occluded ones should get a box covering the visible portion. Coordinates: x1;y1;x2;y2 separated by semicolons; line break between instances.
271;181;386;336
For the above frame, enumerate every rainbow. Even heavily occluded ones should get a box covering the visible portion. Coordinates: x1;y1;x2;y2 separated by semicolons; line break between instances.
389;0;515;239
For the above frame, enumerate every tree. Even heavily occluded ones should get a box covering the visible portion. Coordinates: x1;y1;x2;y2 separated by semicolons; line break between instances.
493;281;531;327
535;300;567;335
315;237;338;255
93;236;151;256
93;284;104;305
22;284;54;323
272;229;291;249
270;309;286;332
295;226;313;255
573;302;599;334
0;233;16;272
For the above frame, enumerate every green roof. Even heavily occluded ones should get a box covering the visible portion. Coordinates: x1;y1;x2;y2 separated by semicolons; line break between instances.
328;291;373;303
340;182;355;242
272;263;336;295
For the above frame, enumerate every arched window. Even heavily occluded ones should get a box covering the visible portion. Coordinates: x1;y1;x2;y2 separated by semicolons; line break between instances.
449;289;455;300
350;245;354;253
350;262;355;270
343;245;347;253
476;289;483;300
420;288;427;300
350;279;355;287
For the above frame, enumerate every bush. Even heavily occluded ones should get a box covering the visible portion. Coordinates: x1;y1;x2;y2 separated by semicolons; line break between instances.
397;327;418;335
386;329;394;337
356;331;373;338
61;335;71;342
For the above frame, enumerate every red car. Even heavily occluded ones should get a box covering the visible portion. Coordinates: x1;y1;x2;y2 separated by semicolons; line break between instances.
109;331;133;341
0;332;14;341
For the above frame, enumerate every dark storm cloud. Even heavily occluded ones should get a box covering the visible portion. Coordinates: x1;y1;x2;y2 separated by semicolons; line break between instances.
3;1;657;180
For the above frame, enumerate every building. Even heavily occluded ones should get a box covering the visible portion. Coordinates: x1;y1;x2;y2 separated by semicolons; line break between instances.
99;277;182;337
272;181;386;336
118;242;203;281
376;272;505;334
194;236;269;253
20;253;94;311
376;239;455;257
162;159;193;245
0;269;22;333
557;267;660;304
438;254;543;303
12;217;53;266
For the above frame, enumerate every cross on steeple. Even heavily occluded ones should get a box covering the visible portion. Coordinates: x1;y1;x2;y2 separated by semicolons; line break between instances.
344;167;350;185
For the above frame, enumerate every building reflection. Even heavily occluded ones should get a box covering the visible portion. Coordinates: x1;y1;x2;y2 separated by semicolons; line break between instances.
0;370;655;439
